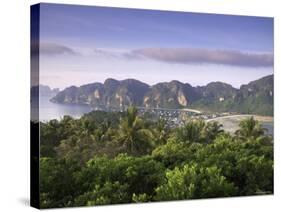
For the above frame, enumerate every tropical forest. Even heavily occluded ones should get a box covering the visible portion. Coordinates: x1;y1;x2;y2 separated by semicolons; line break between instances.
37;107;273;208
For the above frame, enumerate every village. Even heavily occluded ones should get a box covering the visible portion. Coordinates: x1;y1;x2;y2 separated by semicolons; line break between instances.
137;107;235;127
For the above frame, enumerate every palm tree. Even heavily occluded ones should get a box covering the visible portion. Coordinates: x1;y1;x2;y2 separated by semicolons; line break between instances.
80;118;97;137
204;121;224;143
235;117;266;141
153;119;170;145
116;106;153;155
174;120;205;143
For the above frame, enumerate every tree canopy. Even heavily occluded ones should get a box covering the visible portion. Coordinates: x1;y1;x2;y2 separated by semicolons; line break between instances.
38;107;273;208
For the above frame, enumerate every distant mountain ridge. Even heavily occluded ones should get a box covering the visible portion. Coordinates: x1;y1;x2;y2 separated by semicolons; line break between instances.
51;75;273;115
31;84;60;98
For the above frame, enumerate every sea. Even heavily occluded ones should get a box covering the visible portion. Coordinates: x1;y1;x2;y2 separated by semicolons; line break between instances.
37;96;92;122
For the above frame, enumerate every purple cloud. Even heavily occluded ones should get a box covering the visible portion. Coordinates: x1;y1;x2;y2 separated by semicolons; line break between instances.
36;43;273;68
131;48;273;67
40;43;77;56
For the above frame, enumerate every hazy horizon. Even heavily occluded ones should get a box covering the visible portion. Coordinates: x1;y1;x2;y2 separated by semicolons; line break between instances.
36;3;274;90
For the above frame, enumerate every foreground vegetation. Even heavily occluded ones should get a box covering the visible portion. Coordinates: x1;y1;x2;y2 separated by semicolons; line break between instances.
38;107;273;208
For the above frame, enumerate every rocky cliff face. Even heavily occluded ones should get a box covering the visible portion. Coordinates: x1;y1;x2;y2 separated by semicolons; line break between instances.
51;79;150;110
234;75;273;115
31;84;60;98
143;81;200;108
51;75;273;115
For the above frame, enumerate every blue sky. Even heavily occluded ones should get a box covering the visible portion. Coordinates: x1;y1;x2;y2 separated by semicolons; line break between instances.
37;3;274;89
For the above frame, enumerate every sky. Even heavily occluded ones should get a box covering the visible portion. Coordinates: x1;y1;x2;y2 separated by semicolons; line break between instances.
35;3;274;89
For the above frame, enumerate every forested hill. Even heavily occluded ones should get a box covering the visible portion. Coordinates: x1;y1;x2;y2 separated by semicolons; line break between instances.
51;75;273;115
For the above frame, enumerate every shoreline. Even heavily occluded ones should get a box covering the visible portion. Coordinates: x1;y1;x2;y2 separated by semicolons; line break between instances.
207;114;273;123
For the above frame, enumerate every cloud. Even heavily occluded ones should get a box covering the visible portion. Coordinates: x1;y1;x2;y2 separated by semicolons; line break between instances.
91;48;123;58
36;43;273;68
40;43;77;56
130;48;273;67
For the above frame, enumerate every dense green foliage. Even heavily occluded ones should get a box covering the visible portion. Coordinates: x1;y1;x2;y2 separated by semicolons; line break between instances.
39;107;273;208
190;75;274;116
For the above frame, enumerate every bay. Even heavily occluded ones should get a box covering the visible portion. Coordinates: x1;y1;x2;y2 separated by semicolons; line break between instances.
38;96;92;122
